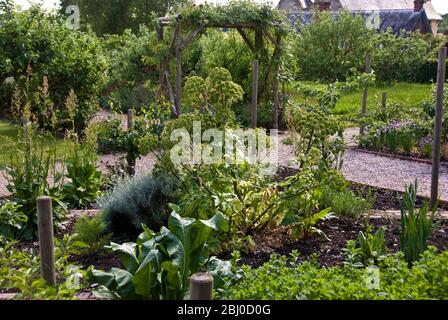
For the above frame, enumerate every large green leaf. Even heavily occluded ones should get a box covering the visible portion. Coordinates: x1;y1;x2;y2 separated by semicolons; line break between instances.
113;268;135;299
161;261;182;300
133;249;164;299
200;212;229;232
109;242;139;274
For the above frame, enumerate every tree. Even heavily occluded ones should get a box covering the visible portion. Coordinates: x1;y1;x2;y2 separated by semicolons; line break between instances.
439;14;448;34
59;0;192;35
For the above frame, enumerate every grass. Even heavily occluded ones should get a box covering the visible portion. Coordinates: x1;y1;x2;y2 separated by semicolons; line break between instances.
0;120;71;167
289;82;432;118
334;83;432;116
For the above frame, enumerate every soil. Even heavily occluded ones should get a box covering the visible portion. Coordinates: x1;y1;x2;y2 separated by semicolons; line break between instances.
229;217;448;269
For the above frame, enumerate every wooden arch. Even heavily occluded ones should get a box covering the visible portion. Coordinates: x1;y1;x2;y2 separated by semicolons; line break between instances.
157;14;284;128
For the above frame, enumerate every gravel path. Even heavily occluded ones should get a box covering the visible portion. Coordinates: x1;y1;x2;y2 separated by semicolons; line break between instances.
343;148;448;201
1;126;447;202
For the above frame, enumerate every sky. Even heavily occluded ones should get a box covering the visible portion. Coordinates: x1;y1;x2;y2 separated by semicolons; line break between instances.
12;0;448;15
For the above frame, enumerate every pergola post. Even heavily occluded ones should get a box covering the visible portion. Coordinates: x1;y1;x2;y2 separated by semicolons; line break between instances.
175;18;182;117
431;47;447;209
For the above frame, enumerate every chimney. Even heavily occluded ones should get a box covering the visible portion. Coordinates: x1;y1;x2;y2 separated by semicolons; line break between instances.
317;1;331;11
414;0;424;12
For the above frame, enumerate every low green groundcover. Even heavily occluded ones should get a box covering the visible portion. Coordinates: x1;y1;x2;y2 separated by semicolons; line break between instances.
222;248;448;300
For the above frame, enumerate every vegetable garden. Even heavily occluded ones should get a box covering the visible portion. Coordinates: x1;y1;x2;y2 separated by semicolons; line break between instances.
1;0;448;302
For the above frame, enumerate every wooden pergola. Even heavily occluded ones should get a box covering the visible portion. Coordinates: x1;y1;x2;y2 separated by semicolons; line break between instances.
157;14;284;128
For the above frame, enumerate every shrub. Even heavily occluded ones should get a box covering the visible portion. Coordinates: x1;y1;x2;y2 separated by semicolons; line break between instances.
73;214;112;260
294;11;373;82
100;174;175;235
0;7;107;131
222;248;448;300
371;31;435;83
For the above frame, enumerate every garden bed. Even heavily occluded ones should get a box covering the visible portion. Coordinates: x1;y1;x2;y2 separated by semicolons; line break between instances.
222;217;448;269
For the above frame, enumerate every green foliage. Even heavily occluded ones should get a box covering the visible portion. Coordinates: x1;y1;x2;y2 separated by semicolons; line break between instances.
0;235;87;300
73;214;112;260
62;131;102;209
285;104;344;170
90;211;227;300
174;162;281;238
197;30;253;96
400;182;436;267
59;0;189;35
294;11;373;82
371;31;445;83
100;174;175;235
0;201;26;239
344;227;387;266
439;14;448;34
221;248;448;300
102;27;161;113
358;102;432;156
5;124;67;239
319;185;373;219
1;7;106;131
178;1;286;30
184;67;244;116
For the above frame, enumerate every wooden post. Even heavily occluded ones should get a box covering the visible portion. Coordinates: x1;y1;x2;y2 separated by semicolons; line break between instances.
252;60;259;129
273;75;280;129
37;196;56;286
360;54;372;135
431;47;447;209
127;109;134;131
382;92;387;110
190;273;213;300
175;20;182;117
127;109;136;176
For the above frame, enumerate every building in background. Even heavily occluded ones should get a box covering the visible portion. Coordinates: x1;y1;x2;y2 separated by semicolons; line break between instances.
278;0;443;35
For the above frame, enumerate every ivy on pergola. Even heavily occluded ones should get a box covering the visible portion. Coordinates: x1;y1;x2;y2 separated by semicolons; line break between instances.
157;2;288;128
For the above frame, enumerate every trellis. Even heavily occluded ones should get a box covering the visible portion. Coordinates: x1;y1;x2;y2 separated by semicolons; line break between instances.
157;12;285;128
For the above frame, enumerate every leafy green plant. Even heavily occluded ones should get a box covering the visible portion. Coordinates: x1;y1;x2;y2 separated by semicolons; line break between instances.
90;211;228;300
0;201;26;239
284;104;344;170
100;174;175;235
0;234;86;300
400;182;436;267
184;67;244;119
282;190;332;241
294;11;373;82
319;185;373;219
344;227;387;266
221;248;448;300
62;129;102;209
73;214;112;260
5;124;67;239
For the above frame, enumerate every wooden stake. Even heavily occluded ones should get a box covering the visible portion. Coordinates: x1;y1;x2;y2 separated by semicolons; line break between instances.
127;109;134;131
252;60;259;129
37;196;56;286
190;273;213;300
360;54;372;135
431;47;447;209
127;109;136;175
175;20;182;117
273;76;280;129
382;92;387;110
